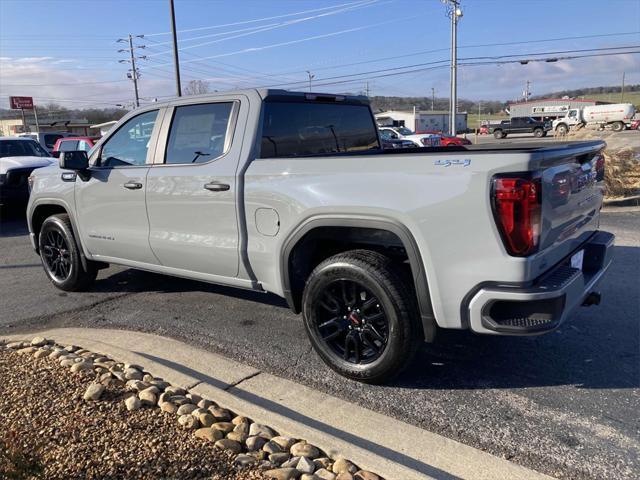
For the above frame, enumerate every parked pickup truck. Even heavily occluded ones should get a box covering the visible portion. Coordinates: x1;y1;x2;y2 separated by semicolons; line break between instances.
489;117;551;139
26;90;614;383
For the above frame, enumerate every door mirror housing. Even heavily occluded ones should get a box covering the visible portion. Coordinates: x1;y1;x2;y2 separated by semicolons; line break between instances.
51;151;61;158
59;150;89;171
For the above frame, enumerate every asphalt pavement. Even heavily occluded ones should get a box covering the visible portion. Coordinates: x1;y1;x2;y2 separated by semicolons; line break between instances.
1;208;638;480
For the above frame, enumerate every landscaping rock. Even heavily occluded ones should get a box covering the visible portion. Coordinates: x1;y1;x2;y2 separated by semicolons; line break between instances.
176;403;198;416
196;411;215;427
354;472;380;480
211;421;235;434
160;402;178;414
232;415;251;425
332;458;358;475
210;406;231;421
17;347;36;355
165;386;186;396
250;423;277;439
263;439;284;454
297;456;316;474
138;389;157;406
83;383;105;401
282;457;301;468
246;435;268;451
178;414;199;429
233;421;250;435
70;361;93;373
125;395;141;411
6;341;28;349
214;438;242;454
34;349;49;359
198;399;215;409
31;336;47;347
234;453;258;467
194;427;223;442
186;393;202;404
273;436;297;451
124;367;143;380
336;474;354;480
291;441;321;459
314;458;333;470
269;452;292;465
264;468;302;480
315;468;337;480
226;431;248;444
126;380;148;391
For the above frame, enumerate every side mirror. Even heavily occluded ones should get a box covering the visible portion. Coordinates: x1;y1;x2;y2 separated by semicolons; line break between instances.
51;151;60;158
59;150;89;171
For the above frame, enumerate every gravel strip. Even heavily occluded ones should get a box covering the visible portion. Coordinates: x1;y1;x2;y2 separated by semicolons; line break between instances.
1;338;385;480
0;347;263;479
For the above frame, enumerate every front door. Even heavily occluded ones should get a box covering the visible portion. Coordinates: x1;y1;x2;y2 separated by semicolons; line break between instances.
145;98;245;278
75;109;162;265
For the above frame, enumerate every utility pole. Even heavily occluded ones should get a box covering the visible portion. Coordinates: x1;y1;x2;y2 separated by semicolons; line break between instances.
365;81;370;97
117;35;146;108
621;71;626;102
431;87;435;110
169;0;182;97
306;70;315;92
444;0;462;136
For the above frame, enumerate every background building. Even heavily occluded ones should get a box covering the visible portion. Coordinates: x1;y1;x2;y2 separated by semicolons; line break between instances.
507;98;609;120
375;110;468;133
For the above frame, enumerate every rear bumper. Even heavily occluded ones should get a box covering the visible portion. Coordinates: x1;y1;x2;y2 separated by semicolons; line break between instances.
467;231;614;335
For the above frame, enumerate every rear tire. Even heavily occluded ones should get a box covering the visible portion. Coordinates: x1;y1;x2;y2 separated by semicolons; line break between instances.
38;214;98;291
302;250;423;384
611;121;624;132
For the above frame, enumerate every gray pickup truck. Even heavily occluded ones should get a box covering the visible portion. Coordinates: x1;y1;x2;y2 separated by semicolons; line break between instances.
26;90;614;383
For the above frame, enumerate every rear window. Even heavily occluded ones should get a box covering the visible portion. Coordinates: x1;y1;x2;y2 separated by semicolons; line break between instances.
44;134;63;149
0;139;49;158
58;140;79;151
260;101;379;158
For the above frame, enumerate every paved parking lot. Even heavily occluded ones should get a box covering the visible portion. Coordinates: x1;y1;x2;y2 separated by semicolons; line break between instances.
1;208;638;480
468;128;640;149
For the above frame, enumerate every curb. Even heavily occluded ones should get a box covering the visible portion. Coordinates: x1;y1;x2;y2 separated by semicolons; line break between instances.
3;328;552;480
603;195;640;207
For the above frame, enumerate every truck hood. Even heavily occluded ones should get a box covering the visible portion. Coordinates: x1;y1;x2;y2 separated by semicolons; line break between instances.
0;156;56;175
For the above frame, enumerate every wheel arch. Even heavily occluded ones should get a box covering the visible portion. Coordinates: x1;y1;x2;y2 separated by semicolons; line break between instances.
280;216;436;342
30;200;90;270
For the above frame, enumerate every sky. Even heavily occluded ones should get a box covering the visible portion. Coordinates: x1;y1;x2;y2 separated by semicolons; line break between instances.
0;0;639;110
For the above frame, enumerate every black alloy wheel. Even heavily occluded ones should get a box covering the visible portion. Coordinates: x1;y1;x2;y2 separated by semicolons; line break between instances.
315;279;389;365
42;229;72;282
302;249;423;384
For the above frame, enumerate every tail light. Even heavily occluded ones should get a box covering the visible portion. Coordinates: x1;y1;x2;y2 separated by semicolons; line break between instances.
594;153;605;182
492;176;541;256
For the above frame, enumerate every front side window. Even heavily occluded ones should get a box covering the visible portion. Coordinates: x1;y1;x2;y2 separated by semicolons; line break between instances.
58;140;79;152
165;103;234;164
397;126;414;136
260;101;379;158
100;110;158;167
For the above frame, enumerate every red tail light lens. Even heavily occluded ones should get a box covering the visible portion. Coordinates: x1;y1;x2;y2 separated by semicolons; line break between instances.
594;153;605;182
493;177;541;256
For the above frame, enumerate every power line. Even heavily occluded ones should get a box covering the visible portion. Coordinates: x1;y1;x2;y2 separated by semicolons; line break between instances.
138;0;376;37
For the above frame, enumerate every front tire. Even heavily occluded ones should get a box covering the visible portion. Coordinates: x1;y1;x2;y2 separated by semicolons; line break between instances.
302;250;423;384
556;123;568;135
533;128;544;138
38;214;97;291
493;130;504;139
611;121;625;132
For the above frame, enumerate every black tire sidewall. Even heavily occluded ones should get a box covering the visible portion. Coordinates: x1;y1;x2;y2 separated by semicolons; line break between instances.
302;258;412;381
38;215;83;290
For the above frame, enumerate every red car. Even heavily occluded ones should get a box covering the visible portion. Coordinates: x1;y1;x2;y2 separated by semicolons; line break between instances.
416;130;471;147
630;119;640;130
52;136;100;157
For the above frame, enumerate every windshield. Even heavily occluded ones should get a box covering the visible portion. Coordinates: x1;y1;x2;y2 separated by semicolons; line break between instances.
0;139;50;158
396;126;414;135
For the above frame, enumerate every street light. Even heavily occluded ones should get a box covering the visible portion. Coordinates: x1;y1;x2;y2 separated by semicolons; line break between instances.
443;0;463;136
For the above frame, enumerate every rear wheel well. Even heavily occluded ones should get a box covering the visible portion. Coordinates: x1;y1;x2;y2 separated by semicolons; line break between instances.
287;227;408;312
31;204;68;251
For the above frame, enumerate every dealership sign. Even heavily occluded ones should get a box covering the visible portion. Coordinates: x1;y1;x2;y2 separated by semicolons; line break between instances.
9;96;34;109
531;105;569;114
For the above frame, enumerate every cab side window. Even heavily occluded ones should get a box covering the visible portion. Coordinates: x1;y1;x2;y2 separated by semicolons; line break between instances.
165;103;234;164
100;110;158;167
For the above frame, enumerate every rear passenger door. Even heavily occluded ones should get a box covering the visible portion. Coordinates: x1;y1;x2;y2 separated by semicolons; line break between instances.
145;97;246;278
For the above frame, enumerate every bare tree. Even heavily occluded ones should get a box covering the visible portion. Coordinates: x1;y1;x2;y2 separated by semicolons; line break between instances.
183;80;211;96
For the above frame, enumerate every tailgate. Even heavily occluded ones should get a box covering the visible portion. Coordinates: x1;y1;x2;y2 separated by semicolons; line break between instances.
537;140;606;265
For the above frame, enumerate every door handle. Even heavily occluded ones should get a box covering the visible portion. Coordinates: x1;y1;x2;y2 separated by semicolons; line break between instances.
123;181;143;190
204;181;230;192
